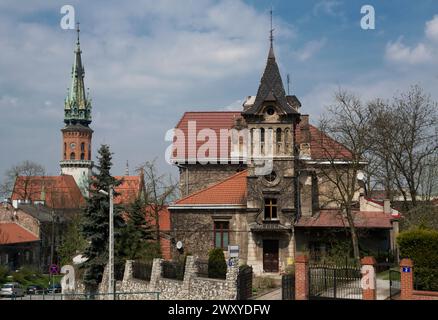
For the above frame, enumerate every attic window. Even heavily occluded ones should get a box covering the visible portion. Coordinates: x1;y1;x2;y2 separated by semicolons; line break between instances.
266;106;275;115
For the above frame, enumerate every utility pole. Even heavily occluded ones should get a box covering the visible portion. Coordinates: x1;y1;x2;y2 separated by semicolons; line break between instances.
108;185;114;300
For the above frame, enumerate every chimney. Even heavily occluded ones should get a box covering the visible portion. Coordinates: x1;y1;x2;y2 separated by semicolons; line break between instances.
300;115;311;144
384;199;391;214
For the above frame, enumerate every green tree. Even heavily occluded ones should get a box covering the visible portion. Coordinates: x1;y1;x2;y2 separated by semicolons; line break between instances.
58;213;87;266
117;197;156;261
81;144;124;290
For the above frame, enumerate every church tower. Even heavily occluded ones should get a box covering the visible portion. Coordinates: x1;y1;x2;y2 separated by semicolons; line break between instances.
60;24;93;196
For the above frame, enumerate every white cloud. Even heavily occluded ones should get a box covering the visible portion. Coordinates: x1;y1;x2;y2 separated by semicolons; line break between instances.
0;0;296;178
293;38;326;61
313;1;343;17
385;38;433;65
385;15;438;65
425;15;438;42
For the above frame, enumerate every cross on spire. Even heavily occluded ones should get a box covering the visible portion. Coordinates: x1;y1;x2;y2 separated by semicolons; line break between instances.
270;7;275;48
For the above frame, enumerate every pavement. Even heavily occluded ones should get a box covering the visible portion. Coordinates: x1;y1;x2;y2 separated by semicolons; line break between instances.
254;279;391;300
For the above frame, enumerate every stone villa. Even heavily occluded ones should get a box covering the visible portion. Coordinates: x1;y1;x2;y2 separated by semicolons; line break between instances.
169;39;400;275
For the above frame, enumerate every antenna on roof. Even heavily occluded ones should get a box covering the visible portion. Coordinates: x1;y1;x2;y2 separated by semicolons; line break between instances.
287;74;290;95
125;160;130;176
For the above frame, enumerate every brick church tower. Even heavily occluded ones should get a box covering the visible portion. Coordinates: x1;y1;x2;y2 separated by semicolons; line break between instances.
60;24;93;196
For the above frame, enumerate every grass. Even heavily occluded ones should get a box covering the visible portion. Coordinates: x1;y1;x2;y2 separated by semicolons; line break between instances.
0;266;62;289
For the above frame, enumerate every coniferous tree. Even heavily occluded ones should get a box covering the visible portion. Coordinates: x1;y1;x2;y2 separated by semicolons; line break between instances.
117;197;155;261
81;144;124;290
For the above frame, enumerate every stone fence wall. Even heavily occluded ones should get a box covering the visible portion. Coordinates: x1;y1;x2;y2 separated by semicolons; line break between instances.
70;256;239;300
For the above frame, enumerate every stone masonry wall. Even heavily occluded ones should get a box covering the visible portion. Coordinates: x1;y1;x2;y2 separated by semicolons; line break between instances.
118;256;239;300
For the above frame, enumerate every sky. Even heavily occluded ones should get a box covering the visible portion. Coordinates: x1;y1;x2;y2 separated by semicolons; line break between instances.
0;0;438;184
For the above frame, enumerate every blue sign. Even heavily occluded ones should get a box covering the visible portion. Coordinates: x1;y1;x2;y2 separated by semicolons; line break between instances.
402;267;411;273
228;258;235;267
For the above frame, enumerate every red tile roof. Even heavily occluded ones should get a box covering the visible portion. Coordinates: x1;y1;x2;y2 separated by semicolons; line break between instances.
295;124;353;160
114;176;144;205
175;170;247;206
173;111;352;161
0;222;39;244
295;210;395;229
11;175;85;209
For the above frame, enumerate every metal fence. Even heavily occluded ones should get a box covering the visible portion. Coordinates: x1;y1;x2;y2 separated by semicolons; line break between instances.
161;260;185;281
237;265;253;300
309;264;362;300
282;274;295;300
389;269;401;299
132;261;153;281
6;291;160;300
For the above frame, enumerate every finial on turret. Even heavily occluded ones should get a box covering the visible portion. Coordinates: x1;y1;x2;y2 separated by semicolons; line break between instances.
125;160;130;176
270;7;274;48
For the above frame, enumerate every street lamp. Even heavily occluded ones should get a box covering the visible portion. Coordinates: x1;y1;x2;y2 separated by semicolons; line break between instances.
99;186;114;300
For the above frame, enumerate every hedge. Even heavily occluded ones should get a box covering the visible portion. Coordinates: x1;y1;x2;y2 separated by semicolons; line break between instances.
397;228;438;291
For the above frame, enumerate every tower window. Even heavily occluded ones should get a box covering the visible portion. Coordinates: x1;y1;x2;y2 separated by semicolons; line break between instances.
70;152;75;160
264;198;278;220
276;128;282;142
80;153;85;160
81;142;85;152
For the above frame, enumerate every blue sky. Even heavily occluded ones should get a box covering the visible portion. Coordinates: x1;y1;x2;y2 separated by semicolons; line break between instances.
0;0;437;183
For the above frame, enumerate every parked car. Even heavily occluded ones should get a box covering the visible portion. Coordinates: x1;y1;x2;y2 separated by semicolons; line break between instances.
0;283;25;297
46;283;62;294
26;285;46;295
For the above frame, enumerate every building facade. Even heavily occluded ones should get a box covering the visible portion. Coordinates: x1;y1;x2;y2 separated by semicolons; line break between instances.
169;39;400;275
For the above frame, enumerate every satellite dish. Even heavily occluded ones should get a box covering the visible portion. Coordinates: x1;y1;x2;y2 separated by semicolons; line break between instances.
176;241;183;250
357;171;365;181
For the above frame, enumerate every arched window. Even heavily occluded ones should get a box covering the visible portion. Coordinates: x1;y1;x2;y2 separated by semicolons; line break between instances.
276;128;282;153
64;143;66;153
260;128;265;154
88;144;91;160
284;129;290;153
81;142;85;152
276;128;282;142
80;153;85;160
70;152;75;160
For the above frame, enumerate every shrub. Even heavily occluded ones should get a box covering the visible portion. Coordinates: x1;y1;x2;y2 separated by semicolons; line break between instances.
208;248;227;279
0;266;9;285
397;228;438;291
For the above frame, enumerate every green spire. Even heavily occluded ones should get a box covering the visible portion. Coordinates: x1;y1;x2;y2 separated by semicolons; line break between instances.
64;23;92;126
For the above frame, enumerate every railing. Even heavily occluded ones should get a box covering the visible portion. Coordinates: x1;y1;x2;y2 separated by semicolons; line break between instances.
8;291;160;300
237;265;253;300
161;260;185;281
389;270;401;299
132;261;153;281
282;274;295;300
309;264;362;300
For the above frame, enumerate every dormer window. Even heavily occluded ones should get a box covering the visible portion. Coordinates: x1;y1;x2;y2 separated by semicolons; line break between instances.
266;106;275;115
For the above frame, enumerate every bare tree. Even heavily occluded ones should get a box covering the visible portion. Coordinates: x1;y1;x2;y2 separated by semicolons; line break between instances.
317;89;373;261
370;85;438;208
0;160;45;201
140;159;177;246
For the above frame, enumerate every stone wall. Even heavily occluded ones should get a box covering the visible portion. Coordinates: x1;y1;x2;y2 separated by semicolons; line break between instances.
70;256;240;300
121;256;238;300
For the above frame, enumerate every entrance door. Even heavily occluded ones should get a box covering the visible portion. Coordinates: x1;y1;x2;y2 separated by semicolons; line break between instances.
263;240;279;272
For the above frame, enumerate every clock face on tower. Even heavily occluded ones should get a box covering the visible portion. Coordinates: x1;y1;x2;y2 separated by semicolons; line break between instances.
70;143;76;150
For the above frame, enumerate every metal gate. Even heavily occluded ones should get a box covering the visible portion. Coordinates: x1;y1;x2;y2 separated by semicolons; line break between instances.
309;264;362;300
237;265;253;300
389;270;401;299
282;274;295;300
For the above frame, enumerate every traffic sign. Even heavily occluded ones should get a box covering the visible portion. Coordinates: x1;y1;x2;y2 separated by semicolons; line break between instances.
49;264;59;275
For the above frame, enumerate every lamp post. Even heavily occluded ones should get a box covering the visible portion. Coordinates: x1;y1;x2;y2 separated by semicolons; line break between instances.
99;185;114;300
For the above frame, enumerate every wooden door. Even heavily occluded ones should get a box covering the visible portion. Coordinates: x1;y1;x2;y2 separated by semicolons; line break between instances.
263;240;279;272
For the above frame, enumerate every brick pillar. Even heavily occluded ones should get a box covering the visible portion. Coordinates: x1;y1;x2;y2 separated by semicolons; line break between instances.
295;255;309;300
400;258;413;300
360;256;377;300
